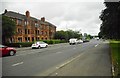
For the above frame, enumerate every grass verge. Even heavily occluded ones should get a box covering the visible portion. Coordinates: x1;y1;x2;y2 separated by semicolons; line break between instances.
109;40;120;76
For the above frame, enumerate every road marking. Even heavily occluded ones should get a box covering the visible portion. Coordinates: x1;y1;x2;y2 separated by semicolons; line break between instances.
56;52;62;54
95;44;99;47
55;73;58;76
73;47;76;49
12;62;23;66
56;52;84;69
16;54;26;56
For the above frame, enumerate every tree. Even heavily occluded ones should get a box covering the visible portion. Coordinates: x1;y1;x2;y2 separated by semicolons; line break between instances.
2;15;16;44
86;34;93;40
54;30;82;41
99;2;120;40
54;30;66;40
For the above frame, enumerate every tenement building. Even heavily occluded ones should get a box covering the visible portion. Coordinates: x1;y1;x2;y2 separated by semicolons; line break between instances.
3;10;56;43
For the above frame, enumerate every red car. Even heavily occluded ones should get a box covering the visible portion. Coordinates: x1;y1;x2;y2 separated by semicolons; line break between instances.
0;45;16;56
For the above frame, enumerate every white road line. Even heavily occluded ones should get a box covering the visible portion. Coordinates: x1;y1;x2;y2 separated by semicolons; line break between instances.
12;62;23;66
56;52;84;69
56;52;62;54
95;44;99;47
73;47;76;49
16;54;26;56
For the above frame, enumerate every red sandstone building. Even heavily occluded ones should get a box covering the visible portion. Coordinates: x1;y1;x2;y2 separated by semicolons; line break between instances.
3;10;56;43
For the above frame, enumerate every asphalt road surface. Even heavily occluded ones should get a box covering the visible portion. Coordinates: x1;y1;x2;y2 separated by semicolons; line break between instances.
2;39;112;76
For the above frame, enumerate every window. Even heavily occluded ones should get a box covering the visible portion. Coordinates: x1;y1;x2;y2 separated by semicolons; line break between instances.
25;21;29;26
27;21;29;25
35;30;37;35
35;23;39;27
31;30;34;34
18;28;22;34
45;31;47;35
28;37;30;42
38;37;39;40
36;37;38;41
25;37;27;42
25;29;27;34
18;37;22;42
28;29;30;34
10;38;14;43
32;37;34;41
35;21;39;27
18;19;22;25
42;31;44;35
44;26;46;29
25;21;27;26
25;37;30;42
38;30;39;35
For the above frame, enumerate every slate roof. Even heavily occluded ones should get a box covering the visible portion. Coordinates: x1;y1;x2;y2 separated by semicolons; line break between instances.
3;10;56;27
3;11;38;21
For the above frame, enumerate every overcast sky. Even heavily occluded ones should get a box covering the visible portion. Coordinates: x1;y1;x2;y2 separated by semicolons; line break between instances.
1;0;106;35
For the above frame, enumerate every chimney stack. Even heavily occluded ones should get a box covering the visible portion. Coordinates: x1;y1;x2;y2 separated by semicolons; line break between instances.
26;11;30;18
41;17;45;22
4;9;7;14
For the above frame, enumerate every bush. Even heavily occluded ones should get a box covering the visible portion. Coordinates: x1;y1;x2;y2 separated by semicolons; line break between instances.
4;40;67;47
4;42;34;47
41;40;66;44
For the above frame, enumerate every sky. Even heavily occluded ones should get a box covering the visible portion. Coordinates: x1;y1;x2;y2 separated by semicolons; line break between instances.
0;0;106;35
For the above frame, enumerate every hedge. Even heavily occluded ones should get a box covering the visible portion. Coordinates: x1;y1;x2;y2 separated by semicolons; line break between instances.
4;42;34;47
4;40;66;47
41;40;66;44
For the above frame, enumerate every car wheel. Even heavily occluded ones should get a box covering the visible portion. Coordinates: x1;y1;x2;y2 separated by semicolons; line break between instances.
9;50;15;56
45;45;48;48
38;46;41;49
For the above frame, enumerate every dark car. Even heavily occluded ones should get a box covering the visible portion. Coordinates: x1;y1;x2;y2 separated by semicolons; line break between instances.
0;45;16;56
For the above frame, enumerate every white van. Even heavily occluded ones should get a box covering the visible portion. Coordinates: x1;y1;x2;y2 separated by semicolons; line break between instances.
69;38;77;45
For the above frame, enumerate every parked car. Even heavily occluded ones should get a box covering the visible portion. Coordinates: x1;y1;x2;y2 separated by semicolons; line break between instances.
83;39;90;43
0;44;16;56
95;37;99;40
31;41;48;49
76;39;83;44
69;38;77;45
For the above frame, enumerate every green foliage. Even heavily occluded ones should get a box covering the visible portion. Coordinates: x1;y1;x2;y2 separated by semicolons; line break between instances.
86;34;93;40
2;15;16;43
4;40;66;47
41;40;66;44
5;42;34;47
54;30;82;41
110;41;120;76
99;2;120;40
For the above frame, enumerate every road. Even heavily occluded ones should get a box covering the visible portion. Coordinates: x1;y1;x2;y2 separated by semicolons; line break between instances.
2;39;112;76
